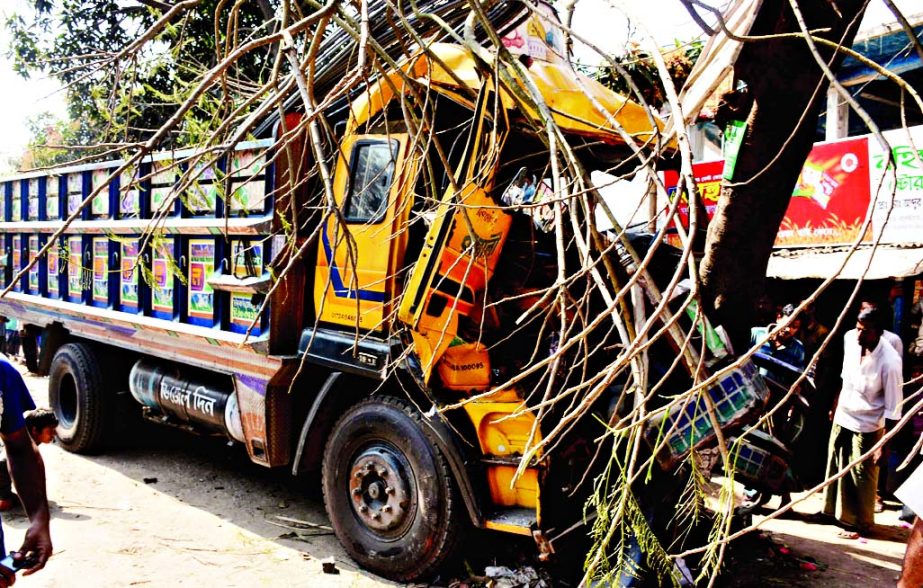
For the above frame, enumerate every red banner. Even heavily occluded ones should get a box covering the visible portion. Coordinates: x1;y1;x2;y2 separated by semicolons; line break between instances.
661;136;871;247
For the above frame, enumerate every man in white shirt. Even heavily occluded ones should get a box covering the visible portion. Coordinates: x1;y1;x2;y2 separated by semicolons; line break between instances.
822;307;902;537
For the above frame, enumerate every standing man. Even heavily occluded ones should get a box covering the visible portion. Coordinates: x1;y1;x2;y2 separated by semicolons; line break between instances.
823;307;902;538
0;356;52;587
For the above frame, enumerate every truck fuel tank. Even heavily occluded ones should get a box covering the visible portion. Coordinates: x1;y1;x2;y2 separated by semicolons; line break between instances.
129;360;245;442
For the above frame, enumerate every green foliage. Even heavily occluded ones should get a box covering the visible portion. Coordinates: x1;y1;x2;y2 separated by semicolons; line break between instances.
15;111;98;169
597;39;704;111
5;0;275;149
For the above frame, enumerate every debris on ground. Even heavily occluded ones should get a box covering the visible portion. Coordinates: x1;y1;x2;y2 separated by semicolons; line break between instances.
721;531;827;587
142;477;158;484
447;565;551;588
321;556;339;574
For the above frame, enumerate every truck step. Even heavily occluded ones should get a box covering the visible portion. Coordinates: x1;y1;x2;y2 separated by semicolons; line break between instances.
484;507;536;536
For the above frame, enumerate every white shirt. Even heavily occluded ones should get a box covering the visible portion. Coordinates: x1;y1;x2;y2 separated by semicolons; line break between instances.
883;329;904;358
835;334;903;433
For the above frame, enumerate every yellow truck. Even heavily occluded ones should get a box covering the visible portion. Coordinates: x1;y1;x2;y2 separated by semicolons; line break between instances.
0;3;770;581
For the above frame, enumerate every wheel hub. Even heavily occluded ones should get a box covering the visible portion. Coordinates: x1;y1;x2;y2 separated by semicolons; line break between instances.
348;447;411;532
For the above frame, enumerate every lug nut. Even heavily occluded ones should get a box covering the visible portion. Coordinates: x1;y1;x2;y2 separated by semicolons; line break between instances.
371;512;381;520
378;468;388;477
382;505;392;513
359;505;368;513
352;488;362;496
385;486;395;495
354;471;364;479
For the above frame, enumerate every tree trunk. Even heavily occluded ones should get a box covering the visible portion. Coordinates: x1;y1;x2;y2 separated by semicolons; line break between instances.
699;0;867;351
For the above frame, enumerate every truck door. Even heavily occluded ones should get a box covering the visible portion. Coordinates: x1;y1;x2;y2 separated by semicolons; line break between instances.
314;133;414;332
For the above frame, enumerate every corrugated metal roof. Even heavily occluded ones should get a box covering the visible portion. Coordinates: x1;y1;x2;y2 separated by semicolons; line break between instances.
767;245;923;279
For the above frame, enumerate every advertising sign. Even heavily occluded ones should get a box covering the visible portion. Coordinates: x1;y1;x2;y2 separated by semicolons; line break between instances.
67;174;82;215
188;239;215;321
47;242;59;296
67;236;83;299
92;238;109;303
868;126;923;244
152;242;175;316
91;169;110;216
229;151;266;213
230;240;263;329
780;136;871;246
11;182;22;221
661;134;882;248
188;160;219;213
28;235;39;292
151;160;176;214
27;179;39;220
662;160;724;247
121;239;139;308
11;236;20;292
120;166;141;217
47;176;60;219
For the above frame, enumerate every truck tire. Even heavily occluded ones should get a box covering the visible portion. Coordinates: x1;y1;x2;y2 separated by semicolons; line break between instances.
48;343;109;453
321;396;462;582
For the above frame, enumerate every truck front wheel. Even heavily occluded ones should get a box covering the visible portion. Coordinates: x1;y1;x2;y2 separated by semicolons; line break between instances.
321;396;462;582
48;343;109;453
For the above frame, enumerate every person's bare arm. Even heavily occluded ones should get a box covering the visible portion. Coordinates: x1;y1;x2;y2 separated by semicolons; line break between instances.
898;517;923;588
0;428;51;575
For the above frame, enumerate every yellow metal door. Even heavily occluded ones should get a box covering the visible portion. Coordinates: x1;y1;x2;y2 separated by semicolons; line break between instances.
314;133;412;332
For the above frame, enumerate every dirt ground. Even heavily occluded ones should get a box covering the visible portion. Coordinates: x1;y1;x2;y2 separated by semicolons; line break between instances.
2;364;913;587
9;367;399;588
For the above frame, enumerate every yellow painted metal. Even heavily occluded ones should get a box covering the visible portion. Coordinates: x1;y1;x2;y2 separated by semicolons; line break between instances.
348;43;664;145
436;341;491;392
396;82;512;381
483;519;534;536
314;133;417;331
463;399;541;511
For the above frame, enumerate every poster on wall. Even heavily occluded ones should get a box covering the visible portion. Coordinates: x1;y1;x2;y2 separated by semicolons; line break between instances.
92;238;108;303
28;236;39;291
67;237;83;298
47;243;59;296
230;240;263;329
188;239;215;321
120;239;139;308
91;169;110;216
151;242;175;315
868;126;923;244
